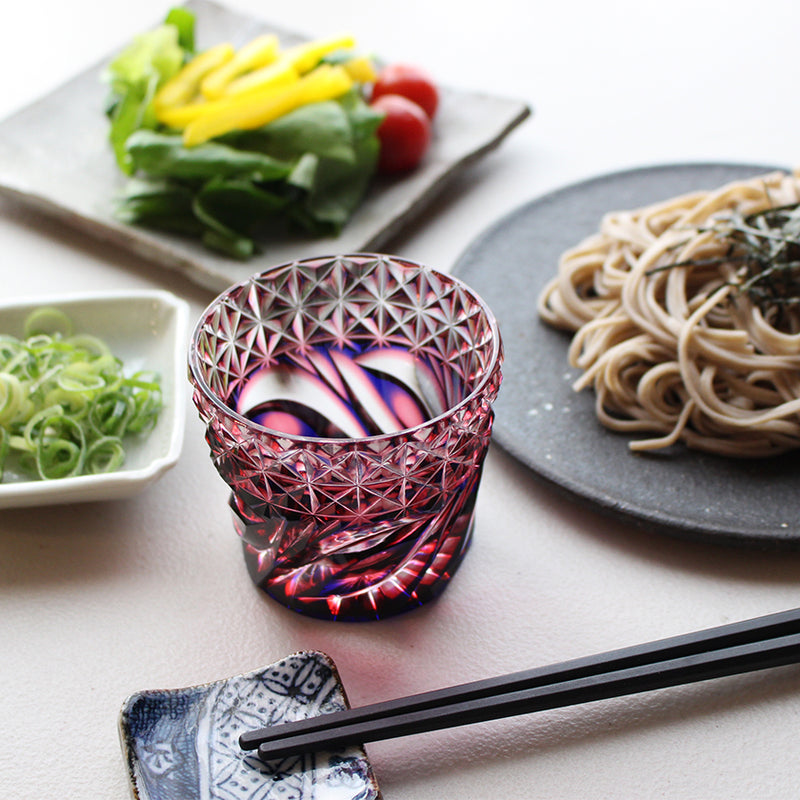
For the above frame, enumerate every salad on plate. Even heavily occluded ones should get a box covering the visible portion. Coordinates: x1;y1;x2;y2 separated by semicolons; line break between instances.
104;7;440;259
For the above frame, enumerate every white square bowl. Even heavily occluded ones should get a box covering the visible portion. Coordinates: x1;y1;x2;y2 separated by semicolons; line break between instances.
0;289;189;508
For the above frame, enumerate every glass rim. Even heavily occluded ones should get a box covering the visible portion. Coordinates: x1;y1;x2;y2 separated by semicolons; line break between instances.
188;252;503;444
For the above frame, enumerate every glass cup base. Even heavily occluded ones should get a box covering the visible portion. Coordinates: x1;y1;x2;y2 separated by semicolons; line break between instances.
232;495;475;622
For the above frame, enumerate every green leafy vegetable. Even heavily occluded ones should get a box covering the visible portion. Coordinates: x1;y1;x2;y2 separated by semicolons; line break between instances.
124;130;292;181
164;6;195;52
105;9;383;257
227;92;382;234
105;15;193;173
0;308;162;482
113;178;202;236
115;90;383;258
193;177;289;259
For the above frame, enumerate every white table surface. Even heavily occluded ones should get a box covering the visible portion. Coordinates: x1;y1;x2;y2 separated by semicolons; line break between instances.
3;2;800;798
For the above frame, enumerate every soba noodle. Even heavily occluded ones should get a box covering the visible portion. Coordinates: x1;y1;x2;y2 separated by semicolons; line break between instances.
537;170;800;457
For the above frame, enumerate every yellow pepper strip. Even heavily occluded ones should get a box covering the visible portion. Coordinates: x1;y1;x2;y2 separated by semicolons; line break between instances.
221;35;356;99
200;34;280;100
153;43;235;111
156;66;299;129
182;64;354;146
221;56;300;99
283;34;357;74
342;55;378;83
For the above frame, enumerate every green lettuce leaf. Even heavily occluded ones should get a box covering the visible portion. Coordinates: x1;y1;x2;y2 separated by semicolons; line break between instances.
227;90;383;234
105;13;194;174
114;178;201;235
291;90;382;232
125;130;292;182
164;7;195;51
194;178;290;259
113;86;381;256
227;100;358;164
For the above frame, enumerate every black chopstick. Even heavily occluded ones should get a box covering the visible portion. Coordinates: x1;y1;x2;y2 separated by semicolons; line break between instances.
240;605;800;755
254;628;800;761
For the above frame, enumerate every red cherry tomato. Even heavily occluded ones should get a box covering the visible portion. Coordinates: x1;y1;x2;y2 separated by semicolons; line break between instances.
371;94;432;174
371;63;439;119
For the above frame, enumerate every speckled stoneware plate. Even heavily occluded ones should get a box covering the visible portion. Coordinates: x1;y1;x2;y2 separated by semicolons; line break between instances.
452;162;800;549
0;0;530;294
0;290;188;508
119;651;381;800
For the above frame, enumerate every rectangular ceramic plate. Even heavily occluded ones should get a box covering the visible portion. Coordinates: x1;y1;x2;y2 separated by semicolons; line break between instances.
0;0;531;293
0;290;188;508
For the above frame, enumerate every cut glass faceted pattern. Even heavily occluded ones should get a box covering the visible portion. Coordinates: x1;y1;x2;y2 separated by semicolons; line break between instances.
189;254;503;621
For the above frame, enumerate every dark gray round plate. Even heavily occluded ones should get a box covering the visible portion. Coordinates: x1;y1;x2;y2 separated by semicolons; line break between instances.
453;163;800;549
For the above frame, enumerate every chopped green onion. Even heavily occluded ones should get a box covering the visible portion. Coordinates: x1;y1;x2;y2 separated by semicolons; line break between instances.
0;309;163;482
0;427;8;481
35;413;85;479
65;334;113;359
89;391;135;437
85;436;127;474
0;373;24;424
57;362;108;392
23;405;66;450
24;307;73;338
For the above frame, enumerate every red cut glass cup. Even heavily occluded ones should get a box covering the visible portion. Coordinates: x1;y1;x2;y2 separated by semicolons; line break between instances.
188;254;503;621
